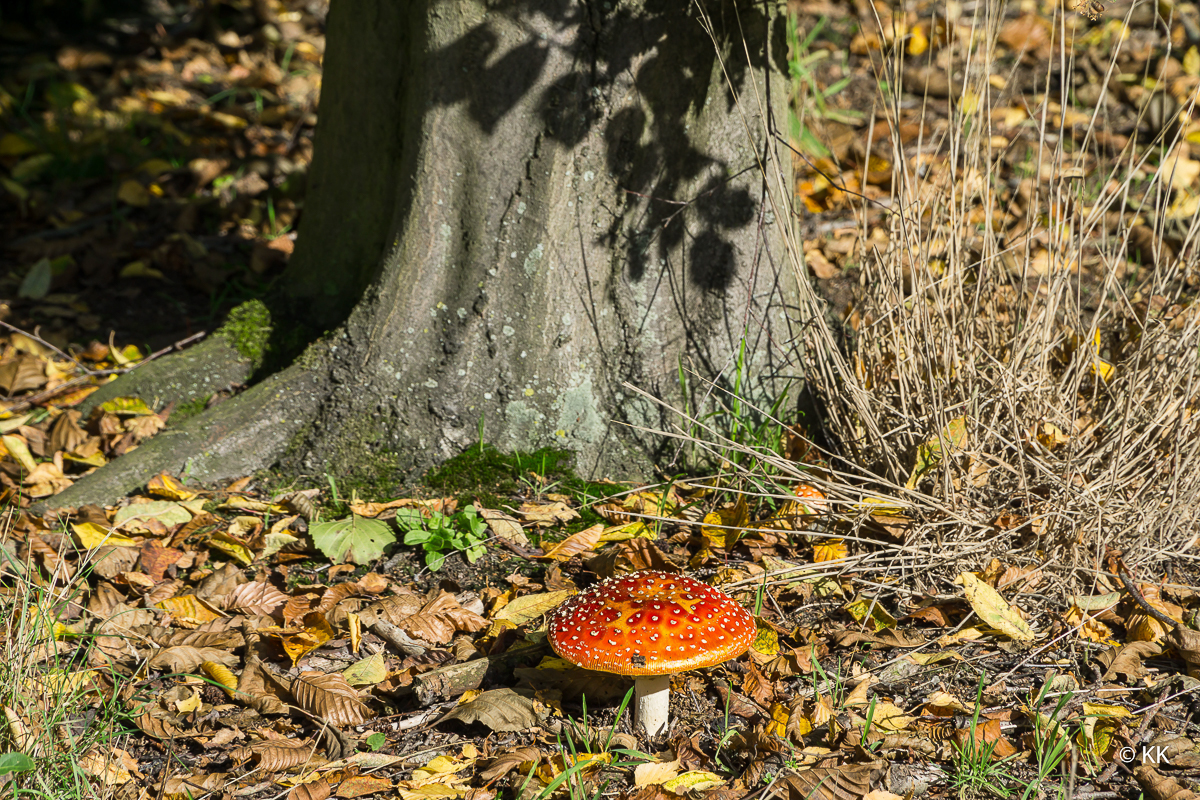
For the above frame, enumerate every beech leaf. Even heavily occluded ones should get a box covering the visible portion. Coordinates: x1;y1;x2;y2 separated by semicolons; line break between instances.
311;514;396;565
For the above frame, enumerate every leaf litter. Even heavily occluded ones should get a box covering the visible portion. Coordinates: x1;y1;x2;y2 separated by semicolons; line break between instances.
1;0;1200;798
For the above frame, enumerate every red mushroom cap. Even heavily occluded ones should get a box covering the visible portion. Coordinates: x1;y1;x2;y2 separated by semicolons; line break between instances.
793;484;828;515
547;570;757;675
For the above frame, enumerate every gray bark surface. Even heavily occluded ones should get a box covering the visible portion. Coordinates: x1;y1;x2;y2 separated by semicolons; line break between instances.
282;0;800;482
49;0;800;506
79;337;251;418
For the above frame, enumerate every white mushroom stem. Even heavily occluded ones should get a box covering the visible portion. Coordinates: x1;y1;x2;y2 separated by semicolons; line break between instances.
635;675;671;737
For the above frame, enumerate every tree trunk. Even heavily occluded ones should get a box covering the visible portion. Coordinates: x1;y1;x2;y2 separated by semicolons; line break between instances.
45;0;798;509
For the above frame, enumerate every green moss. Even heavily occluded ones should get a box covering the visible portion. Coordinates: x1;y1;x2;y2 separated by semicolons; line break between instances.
425;444;625;517
215;299;273;368
172;395;210;423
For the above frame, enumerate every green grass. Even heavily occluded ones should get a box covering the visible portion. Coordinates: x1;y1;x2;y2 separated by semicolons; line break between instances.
0;543;132;798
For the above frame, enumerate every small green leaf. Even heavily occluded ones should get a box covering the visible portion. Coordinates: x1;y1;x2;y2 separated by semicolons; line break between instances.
425;550;445;571
394;509;426;531
365;732;386;751
403;529;433;545
0;752;35;776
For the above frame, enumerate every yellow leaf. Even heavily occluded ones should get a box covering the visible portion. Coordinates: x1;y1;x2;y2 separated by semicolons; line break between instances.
147;472;197;501
662;771;724;793
494;590;574;625
597;521;653;542
119;260;164;280
907;26;929;55
1;435;37;472
343;653;387;687
1186;46;1200;77
1031;421;1069;451
138;158;174;177
767;703;789;737
155;595;222;625
906;416;967;489
845;597;898;630
955;572;1034;641
751;623;779;658
813;537;847;563
201;661;237;698
72;522;138;549
208;531;254;565
1082;702;1133;718
0;133;37;157
868;700;914;731
99;397;153;416
117;179;150;207
634;759;682;786
174;688;201;713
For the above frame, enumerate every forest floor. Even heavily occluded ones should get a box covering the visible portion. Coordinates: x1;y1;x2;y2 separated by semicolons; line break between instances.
1;1;1200;800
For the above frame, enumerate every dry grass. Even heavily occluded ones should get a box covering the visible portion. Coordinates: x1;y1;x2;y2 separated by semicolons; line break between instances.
674;0;1200;594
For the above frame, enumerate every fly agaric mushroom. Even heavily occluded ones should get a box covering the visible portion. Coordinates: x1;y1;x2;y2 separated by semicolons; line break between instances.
793;484;828;516
547;570;756;737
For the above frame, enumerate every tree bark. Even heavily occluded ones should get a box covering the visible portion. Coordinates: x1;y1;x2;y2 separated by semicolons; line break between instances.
45;0;799;508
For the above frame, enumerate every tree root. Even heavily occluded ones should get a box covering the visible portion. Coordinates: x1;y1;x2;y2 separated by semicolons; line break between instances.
36;359;329;512
80;336;254;417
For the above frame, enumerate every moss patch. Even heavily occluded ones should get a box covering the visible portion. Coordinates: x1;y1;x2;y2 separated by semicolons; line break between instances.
172;395;210;423
215;299;273;368
425;444;625;528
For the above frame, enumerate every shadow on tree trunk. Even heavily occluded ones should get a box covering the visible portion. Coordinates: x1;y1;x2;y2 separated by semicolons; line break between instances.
42;0;803;511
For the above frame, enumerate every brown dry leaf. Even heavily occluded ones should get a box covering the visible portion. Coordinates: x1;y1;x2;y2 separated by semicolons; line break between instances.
478;507;530;547
140;539;183;582
0;354;47;395
290;671;373;727
477;747;541;782
539;524;604;561
1099;640;1165;681
400;591;489;644
148;645;238;672
225;581;289;616
49;410;87;453
132;707;181;740
290;781;334;800
316;582;363;615
519;500;580;527
1135;764;1200;800
283;593;322;625
778;762;873;800
440;688;543;732
595;489;681;524
126;413;166;441
236;659;290;715
349;496;454;518
805;246;838;279
1165;626;1200;669
160;774;228;798
245;737;318;771
585;538;677;578
25;460;72;497
336;775;393;797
